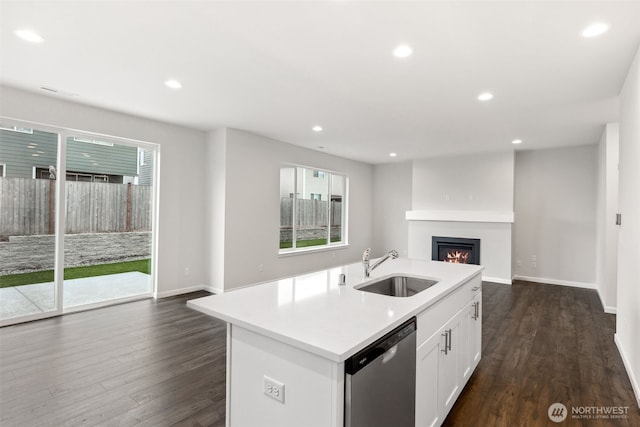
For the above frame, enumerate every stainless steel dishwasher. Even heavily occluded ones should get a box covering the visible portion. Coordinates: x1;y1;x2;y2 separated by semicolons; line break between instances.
344;317;416;427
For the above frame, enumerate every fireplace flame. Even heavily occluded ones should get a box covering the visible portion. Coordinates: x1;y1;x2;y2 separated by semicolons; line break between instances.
445;250;470;264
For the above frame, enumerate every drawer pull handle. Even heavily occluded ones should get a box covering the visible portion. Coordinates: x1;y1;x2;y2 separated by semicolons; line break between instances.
441;332;448;355
441;330;452;355
472;301;480;320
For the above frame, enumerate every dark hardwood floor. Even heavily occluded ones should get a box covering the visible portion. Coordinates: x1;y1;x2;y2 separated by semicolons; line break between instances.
445;281;640;427
1;282;638;426
0;292;227;427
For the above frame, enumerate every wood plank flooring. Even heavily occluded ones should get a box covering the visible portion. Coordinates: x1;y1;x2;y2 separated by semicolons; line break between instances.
444;281;640;427
0;292;227;426
1;282;638;426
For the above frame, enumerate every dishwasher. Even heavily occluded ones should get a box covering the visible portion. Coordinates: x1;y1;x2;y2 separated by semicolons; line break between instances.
344;317;416;427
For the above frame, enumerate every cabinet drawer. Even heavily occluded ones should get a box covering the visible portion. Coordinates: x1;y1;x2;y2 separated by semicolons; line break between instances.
462;274;482;301
417;285;463;346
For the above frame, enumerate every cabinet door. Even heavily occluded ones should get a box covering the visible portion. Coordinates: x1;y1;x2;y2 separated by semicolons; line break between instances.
460;294;482;385
470;292;482;369
416;331;444;427
461;300;474;383
439;310;463;417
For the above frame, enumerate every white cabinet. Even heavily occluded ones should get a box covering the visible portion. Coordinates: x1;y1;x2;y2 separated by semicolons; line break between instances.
470;292;482;370
415;274;482;427
439;309;463;416
416;307;465;427
461;291;481;383
416;331;442;427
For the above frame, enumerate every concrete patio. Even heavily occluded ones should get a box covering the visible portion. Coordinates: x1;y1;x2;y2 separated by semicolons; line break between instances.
0;271;152;321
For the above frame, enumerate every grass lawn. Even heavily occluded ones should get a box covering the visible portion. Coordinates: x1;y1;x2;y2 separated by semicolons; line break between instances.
0;259;150;288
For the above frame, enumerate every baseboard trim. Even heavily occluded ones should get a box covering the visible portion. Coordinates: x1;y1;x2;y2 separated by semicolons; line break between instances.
204;285;224;295
615;334;640;408
482;276;512;285
596;288;617;314
511;275;596;290
156;280;271;298
215;280;278;294
155;284;207;299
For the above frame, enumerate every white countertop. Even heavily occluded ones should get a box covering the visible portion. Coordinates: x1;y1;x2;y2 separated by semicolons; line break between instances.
187;258;483;362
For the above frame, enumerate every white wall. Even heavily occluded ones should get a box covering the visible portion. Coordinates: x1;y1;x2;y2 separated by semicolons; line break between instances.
372;161;413;258
616;45;640;407
596;124;619;313
513;146;598;287
207;128;373;292
0;86;208;297
412;151;514;211
408;151;514;283
204;128;227;295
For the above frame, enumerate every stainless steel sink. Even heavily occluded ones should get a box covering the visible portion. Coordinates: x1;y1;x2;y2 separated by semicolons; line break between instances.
356;276;438;297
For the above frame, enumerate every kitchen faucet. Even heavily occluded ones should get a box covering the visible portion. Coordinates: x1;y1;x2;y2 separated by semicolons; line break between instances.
362;248;399;277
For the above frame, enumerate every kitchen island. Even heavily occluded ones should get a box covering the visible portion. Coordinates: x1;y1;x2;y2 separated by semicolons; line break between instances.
188;258;483;427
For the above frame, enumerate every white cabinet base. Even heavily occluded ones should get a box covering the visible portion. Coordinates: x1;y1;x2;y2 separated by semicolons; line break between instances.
228;325;343;427
210;270;483;427
415;274;482;427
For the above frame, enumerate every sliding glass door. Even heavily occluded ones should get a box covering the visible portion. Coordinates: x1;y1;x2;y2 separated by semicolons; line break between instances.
62;135;154;309
0;119;158;325
0;125;60;323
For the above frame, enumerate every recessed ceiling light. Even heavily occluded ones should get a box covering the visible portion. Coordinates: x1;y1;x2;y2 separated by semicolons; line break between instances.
15;29;44;43
312;125;323;132
512;139;523;145
389;152;398;157
477;92;494;101
164;79;182;89
393;45;413;58
582;22;609;38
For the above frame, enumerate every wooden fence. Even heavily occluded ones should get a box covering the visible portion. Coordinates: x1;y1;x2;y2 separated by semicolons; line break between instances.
280;198;342;227
0;178;152;236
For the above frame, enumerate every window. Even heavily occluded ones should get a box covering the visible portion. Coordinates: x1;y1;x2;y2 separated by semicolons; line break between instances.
280;166;346;252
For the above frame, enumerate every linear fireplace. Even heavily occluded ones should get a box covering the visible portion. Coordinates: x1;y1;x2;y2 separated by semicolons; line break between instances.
432;236;480;265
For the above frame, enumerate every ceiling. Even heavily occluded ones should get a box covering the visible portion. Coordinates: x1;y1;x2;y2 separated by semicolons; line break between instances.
1;1;639;164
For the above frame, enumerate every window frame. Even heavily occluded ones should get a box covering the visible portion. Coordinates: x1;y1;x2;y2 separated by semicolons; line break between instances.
279;164;348;255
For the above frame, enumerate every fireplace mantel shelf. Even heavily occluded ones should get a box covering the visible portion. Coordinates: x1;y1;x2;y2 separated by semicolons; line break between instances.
406;210;514;223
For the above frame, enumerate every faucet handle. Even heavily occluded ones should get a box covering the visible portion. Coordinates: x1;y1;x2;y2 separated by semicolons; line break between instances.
362;248;371;262
390;249;399;259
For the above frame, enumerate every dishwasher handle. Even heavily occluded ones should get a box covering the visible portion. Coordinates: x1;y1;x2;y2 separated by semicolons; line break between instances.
382;345;398;364
345;318;416;375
